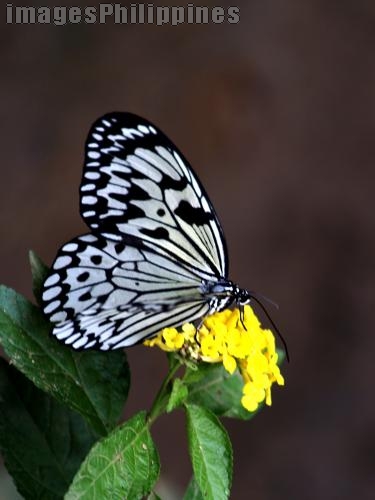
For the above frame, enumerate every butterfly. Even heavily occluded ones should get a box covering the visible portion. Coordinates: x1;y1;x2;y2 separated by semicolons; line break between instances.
42;113;262;351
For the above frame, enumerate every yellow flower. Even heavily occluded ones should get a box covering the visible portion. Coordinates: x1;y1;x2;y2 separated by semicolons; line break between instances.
143;327;184;351
241;381;266;412
222;353;237;374
144;305;285;413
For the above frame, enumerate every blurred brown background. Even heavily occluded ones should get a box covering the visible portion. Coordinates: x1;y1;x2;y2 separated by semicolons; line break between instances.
1;1;375;498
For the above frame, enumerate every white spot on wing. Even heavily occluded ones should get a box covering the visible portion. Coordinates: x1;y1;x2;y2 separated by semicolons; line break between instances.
63;242;79;252
79;234;97;242
50;311;67;322
72;337;88;349
44;300;61;314
42;286;61;301
88;151;100;159
81;184;96;192
82;196;97;205
138;125;149;134
85;171;100;179
54;255;72;269
44;273;59;287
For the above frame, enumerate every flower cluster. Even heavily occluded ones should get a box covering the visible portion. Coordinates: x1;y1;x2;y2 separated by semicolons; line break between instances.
144;305;285;412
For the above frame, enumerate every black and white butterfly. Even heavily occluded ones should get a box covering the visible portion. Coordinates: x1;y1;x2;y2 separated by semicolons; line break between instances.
42;112;254;351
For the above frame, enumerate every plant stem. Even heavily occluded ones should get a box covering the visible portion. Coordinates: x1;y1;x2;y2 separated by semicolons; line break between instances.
147;357;182;425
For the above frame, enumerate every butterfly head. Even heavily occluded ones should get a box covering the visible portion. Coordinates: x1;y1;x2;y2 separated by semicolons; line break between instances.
234;286;251;306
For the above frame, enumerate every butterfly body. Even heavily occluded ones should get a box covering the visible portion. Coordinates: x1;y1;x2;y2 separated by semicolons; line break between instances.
42;113;251;351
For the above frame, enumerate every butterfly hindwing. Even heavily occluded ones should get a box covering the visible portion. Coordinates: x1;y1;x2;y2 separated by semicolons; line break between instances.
51;301;210;351
80;112;228;279
43;233;209;321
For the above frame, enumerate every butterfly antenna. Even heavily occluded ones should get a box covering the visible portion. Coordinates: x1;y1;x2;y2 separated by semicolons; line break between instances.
250;290;279;310
250;294;290;362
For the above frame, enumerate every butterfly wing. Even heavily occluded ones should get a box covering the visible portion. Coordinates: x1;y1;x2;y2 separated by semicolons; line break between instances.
42;233;210;350
43;113;229;350
50;302;210;351
80;112;228;279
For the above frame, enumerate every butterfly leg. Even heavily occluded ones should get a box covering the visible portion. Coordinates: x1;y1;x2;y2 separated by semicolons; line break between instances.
239;305;247;331
193;300;220;345
194;318;204;346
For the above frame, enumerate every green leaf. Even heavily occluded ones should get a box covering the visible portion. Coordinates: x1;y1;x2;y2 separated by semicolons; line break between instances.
0;285;130;435
185;404;232;500
29;250;49;306
0;358;96;500
166;378;188;413
66;411;160;500
186;363;258;420
183;477;204;500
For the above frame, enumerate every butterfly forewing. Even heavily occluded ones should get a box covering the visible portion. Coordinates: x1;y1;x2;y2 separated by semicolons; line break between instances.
80;113;228;278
